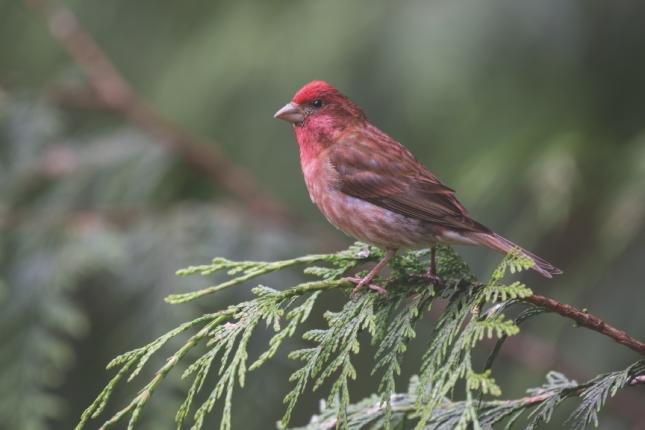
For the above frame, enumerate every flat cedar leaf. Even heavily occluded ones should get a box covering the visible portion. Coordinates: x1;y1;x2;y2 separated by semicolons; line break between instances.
76;244;642;430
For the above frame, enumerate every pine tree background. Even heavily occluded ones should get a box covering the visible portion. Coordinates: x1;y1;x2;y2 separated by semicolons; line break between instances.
1;1;645;429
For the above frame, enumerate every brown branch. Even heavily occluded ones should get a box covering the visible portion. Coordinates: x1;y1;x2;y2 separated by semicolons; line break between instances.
522;294;645;356
489;312;645;421
24;0;294;225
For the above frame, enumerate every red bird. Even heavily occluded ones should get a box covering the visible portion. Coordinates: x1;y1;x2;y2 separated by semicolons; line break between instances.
275;81;561;295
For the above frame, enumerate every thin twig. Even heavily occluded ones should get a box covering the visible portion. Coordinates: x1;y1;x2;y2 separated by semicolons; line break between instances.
24;0;293;224
520;373;645;407
522;294;645;356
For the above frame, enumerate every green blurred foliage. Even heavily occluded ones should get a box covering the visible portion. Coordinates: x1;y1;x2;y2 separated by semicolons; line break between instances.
1;0;644;428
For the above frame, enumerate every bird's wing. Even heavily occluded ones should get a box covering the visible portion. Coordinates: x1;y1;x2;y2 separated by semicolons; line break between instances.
328;128;489;233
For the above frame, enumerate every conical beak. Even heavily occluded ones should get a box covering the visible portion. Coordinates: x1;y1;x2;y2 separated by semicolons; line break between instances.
274;102;304;124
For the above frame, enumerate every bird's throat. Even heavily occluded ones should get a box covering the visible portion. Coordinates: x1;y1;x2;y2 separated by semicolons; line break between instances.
294;124;333;165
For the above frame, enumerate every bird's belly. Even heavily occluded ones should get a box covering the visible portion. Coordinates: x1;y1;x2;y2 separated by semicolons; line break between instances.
314;189;435;249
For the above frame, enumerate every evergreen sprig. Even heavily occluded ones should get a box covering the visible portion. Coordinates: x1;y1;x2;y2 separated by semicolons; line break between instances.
414;252;533;430
167;242;372;304
76;243;643;430
295;361;645;430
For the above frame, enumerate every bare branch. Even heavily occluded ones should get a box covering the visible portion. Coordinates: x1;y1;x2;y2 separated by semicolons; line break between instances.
522;294;645;356
24;0;294;224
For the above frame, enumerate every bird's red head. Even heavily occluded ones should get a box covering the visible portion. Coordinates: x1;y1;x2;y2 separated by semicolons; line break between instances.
292;80;341;105
274;81;367;163
274;81;365;128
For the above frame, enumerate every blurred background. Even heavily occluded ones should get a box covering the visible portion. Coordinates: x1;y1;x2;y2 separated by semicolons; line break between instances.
1;0;645;429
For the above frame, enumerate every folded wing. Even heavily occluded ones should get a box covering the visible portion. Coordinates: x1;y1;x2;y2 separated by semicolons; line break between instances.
329;129;491;234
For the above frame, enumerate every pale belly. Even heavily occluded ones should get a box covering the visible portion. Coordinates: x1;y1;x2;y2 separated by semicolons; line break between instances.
311;184;437;249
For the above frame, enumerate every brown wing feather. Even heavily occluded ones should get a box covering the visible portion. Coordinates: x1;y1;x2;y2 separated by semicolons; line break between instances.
329;127;490;234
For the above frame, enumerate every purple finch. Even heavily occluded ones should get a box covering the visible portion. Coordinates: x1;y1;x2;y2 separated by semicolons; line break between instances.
275;81;561;295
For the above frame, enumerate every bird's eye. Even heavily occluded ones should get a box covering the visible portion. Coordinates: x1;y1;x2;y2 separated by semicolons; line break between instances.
312;99;323;108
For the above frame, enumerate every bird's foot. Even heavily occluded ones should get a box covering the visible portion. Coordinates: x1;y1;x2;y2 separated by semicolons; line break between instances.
405;272;443;287
344;276;388;300
423;271;443;286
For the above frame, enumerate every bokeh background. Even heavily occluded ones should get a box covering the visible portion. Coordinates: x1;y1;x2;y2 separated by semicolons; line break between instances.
2;0;645;429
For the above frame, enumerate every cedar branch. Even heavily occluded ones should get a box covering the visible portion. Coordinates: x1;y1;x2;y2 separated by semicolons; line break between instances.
522;294;645;356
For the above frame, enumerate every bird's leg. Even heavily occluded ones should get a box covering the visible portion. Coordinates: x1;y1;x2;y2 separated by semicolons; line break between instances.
347;249;396;299
430;245;437;277
425;245;442;285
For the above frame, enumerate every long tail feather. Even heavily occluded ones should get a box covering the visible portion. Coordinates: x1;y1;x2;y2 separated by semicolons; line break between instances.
473;232;562;278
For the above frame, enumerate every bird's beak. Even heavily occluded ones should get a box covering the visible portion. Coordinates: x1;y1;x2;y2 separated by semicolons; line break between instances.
274;102;304;124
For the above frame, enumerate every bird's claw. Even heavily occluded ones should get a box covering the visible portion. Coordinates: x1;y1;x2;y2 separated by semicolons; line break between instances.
367;283;387;295
404;273;443;287
344;276;388;300
423;272;443;286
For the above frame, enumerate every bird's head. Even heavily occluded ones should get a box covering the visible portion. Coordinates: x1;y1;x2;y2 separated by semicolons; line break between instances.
274;81;365;132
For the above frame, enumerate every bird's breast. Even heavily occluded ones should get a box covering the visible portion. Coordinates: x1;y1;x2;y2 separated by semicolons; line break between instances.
300;155;435;249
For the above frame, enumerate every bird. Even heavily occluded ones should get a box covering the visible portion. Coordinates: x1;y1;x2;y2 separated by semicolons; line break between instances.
274;80;561;296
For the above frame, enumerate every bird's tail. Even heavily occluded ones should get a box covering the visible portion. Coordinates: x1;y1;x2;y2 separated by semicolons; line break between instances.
472;232;562;278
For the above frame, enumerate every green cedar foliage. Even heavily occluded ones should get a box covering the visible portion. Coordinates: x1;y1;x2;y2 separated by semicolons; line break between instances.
293;360;645;430
76;244;645;430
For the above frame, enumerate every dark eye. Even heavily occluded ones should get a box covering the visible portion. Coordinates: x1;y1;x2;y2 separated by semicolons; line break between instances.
312;99;323;108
